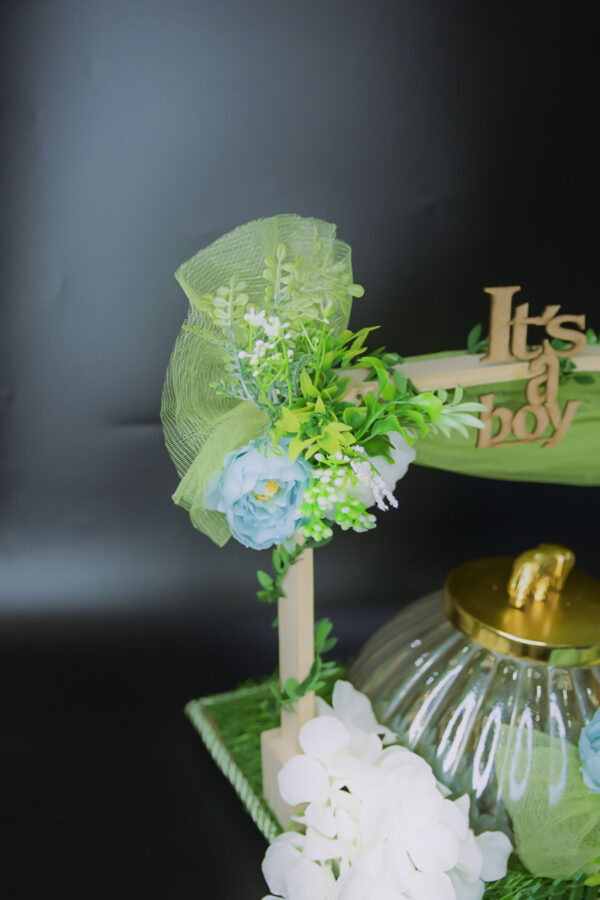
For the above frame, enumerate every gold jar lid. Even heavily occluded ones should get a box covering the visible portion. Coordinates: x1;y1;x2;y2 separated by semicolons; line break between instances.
443;544;600;666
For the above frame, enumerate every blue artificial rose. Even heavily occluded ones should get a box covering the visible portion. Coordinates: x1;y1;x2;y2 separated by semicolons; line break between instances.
579;707;600;793
205;438;313;550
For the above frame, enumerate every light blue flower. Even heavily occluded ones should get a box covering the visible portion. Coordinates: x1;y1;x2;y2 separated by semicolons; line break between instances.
579;707;600;793
205;438;313;550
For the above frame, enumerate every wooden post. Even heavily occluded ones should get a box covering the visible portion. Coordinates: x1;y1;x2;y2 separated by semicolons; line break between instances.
261;548;315;828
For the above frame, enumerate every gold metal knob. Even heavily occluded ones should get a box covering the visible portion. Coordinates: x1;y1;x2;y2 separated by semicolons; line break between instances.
507;543;576;609
443;546;600;665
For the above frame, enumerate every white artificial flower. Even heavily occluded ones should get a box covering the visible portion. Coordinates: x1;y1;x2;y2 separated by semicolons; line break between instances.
352;432;415;510
261;681;511;900
262;831;336;900
244;306;267;327
263;316;282;339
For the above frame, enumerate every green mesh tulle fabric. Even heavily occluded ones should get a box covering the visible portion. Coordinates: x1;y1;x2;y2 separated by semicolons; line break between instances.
496;725;600;879
161;215;354;546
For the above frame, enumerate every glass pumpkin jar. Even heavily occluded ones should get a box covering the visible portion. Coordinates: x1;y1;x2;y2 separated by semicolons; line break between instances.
349;545;600;880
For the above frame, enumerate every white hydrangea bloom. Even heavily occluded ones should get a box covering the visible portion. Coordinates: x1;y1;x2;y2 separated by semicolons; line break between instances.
261;681;512;900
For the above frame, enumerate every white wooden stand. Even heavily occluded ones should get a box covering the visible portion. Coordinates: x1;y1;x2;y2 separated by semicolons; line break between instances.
261;548;315;828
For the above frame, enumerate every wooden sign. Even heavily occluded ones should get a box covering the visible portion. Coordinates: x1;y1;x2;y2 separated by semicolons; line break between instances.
348;286;600;448
477;286;586;448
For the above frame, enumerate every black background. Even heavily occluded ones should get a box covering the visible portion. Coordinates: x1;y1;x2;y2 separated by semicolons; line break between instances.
1;2;598;898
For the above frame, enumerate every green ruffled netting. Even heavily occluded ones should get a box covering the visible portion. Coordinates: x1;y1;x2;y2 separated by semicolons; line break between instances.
160;215;355;546
496;725;600;879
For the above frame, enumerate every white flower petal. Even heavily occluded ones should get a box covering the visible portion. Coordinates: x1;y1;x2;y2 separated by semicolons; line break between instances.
453;830;483;881
378;746;435;782
337;866;398;900
347;730;383;764
330;787;361;817
328;755;385;797
262;834;336;900
291;857;337;900
278;755;330;807
300;715;351;760
304;825;346;862
476;831;512;882
334;808;358;846
262;833;304;896
378;431;416;489
448;868;485;900
331;681;394;740
439;796;470;842
303;801;337;838
344;843;385;879
407;823;461;872
351;432;416;510
315;696;334;717
406;868;456;900
453;794;471;819
436;778;453;797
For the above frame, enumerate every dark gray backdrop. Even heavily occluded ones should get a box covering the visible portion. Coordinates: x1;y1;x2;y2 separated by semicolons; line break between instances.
2;1;597;630
1;4;598;896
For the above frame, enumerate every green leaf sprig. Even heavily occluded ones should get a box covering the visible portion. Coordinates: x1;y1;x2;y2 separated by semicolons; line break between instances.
466;322;490;355
272;326;463;464
255;539;339;710
256;542;304;606
272;617;339;708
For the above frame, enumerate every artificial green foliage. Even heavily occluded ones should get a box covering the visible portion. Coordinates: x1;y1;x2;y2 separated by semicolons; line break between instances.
255;543;304;605
255;541;339;708
467;322;490;355
427;385;490;439
299;453;376;541
185;251;485;544
184;239;364;416
165;216;488;548
266;325;483;545
481;869;595;899
272;618;339;708
585;853;600;888
262;241;364;322
553;333;598;384
185;274;250;333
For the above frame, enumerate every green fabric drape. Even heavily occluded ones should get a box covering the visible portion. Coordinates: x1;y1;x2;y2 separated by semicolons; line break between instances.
412;352;600;486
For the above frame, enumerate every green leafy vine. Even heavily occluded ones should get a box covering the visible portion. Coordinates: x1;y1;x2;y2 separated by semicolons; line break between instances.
272;617;339;709
256;540;339;709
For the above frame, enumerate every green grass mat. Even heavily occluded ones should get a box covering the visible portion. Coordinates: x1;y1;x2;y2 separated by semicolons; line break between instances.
185;675;598;900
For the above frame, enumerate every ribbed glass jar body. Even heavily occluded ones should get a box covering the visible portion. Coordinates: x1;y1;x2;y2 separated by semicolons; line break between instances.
349;591;600;878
